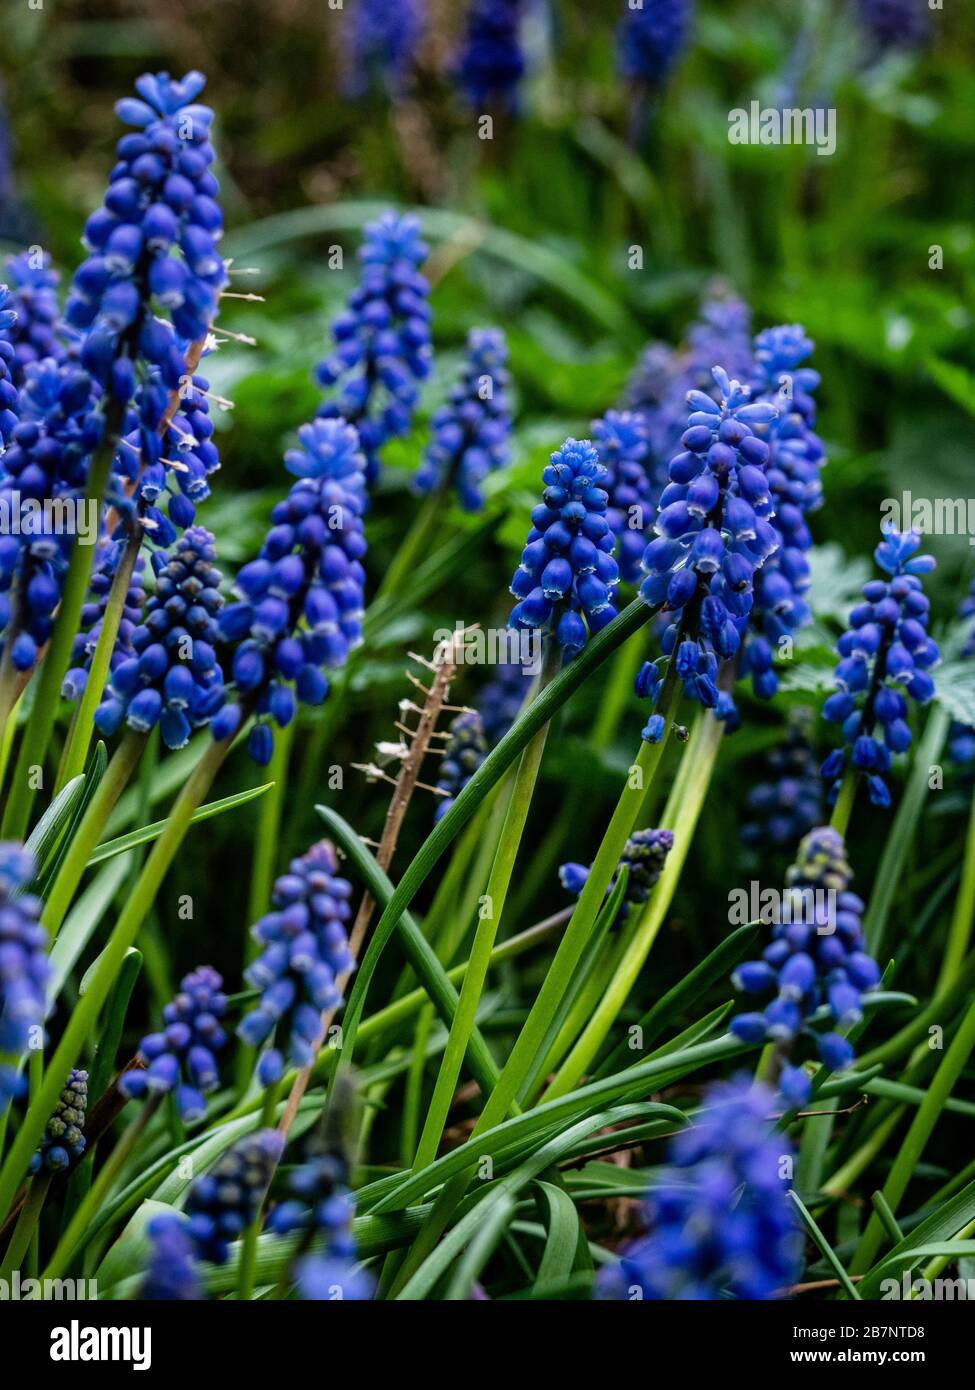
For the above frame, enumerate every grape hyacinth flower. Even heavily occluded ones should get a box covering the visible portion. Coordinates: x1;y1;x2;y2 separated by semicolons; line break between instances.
599;1077;801;1300
184;1129;283;1265
821;529;939;809
948;577;975;767
731;826;880;1107
0;286;20;448
139;1213;203;1300
29;1070;88;1173
93;526;225;750
315;211;432;485
2;252;63;385
741;710;823;850
238;841;356;1087
617;0;694;92
0;359;102;674
560;827;673;929
477;659;530;743
509;437;619;661
433;710;488;822
635;367;778;739
741;325;826;700
213;418;367;765
0;844;47;1110
267;1147;372;1301
64;71;226;408
118;966;228;1123
346;0;425;98
63;540;147;700
414;328;511;511
457;0;525;110
592;410;654;585
856;0;929;53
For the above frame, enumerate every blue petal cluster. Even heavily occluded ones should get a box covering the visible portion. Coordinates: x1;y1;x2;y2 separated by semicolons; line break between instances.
64;71;225;404
821;529;939;808
477;659;530;744
560;827;674;928
0;286;20;447
599;1076;801;1300
949;578;975;766
635;367;777;736
118;965;228;1123
30;1069;88;1173
741;712;823;851
94;526;225;749
267;1147;372;1301
509;437;619;660
63;540;147;701
346;0;425;98
315;211;432;485
0;359;102;673
415;328;511;511
0;844;47;1110
3;252;63;384
139;1213;202;1300
433;710;488;822
742;324;826;699
731;826;880;1107
184;1129;283;1265
238;841;356;1086
857;0;929;51
457;0;525;109
617;0;694;90
592;410;654;585
214;418;367;765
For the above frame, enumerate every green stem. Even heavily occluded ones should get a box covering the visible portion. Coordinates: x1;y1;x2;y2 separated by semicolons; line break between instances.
849;997;975;1276
375;486;446;603
0;1173;51;1280
411;649;557;1171
42;729;147;943
0;730;234;1224
829;766;858;838
543;705;724;1099
935;779;975;993
2;432;118;841
57;529;142;792
42;1097;158;1282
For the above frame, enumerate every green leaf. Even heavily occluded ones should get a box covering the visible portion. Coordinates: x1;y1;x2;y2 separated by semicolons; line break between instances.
789;1190;861;1300
933;662;975;728
857;1176;975;1298
21;774;86;891
89;782;274;866
48;856;131;997
533;1181;585;1293
36;744;109;895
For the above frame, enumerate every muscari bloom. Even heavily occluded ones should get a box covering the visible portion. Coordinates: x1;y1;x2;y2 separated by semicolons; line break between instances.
856;0;929;53
433;710;488;822
315;211;432;486
592;410;654;586
560;827;674;929
414;327;511;511
0;285;20;446
238;841;356;1087
731;826;880;1107
346;0;425;98
184;1129;283;1265
617;0;694;91
64;70;226;407
214;418;367;765
477;659;531;743
30;1069;88;1173
635;367;778;740
948;577;975;767
741;710;823;851
457;0;525;109
2;252;63;385
598;1076;801;1300
821;529;939;809
267;1146;372;1301
63;539;147;700
139;1213;203;1300
93;526;225;750
118;965;228;1123
509;437;619;661
0;844;47;1110
741;324;826;700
